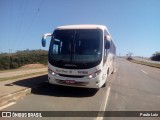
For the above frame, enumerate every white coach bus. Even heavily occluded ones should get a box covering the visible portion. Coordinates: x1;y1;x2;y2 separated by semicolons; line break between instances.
41;25;116;88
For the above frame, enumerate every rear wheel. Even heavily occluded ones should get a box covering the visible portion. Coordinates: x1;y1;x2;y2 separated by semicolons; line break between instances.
112;63;117;74
111;65;114;74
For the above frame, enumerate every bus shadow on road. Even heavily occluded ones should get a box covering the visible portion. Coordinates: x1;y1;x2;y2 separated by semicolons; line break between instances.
32;82;98;97
8;74;98;97
5;74;48;87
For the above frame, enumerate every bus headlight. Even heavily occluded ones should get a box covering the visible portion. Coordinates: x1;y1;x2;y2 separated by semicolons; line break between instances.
48;69;56;76
87;70;101;79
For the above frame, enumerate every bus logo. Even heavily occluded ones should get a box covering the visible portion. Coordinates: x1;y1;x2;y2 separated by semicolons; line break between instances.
65;64;77;67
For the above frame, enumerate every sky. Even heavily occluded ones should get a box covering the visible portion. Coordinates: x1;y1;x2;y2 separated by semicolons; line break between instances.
0;0;160;57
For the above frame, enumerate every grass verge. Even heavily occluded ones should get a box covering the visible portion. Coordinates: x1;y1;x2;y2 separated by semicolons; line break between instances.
0;71;47;81
130;59;160;69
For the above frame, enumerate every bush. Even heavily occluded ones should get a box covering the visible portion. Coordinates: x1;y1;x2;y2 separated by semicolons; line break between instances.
150;52;160;61
0;49;48;70
0;56;10;70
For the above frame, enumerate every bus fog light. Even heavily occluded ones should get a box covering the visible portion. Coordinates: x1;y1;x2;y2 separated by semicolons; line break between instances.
87;70;101;79
48;69;56;76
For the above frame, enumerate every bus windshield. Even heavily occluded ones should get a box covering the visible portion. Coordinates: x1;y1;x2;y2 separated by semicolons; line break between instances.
49;29;102;69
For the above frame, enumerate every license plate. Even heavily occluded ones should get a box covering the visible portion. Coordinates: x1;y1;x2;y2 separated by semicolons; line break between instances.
65;80;75;84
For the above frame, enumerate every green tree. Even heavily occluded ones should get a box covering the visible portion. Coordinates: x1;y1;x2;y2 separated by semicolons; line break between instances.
151;52;160;61
0;49;48;70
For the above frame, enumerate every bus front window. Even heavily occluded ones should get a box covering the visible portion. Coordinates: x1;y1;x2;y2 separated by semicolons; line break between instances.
49;29;102;69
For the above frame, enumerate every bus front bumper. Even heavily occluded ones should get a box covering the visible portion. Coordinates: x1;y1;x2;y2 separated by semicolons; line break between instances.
48;73;103;88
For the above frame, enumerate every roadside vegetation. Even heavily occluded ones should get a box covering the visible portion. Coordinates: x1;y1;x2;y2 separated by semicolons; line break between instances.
0;49;48;70
150;52;160;61
126;52;160;69
129;59;160;69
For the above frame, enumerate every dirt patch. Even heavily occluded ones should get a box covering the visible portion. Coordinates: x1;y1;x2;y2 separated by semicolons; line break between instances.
20;64;46;69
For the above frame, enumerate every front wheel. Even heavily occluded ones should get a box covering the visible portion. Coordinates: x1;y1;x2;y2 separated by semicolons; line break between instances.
102;75;108;88
102;81;106;87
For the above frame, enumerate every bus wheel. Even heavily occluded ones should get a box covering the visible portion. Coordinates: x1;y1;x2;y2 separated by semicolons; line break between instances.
103;70;109;88
102;81;106;87
102;75;108;87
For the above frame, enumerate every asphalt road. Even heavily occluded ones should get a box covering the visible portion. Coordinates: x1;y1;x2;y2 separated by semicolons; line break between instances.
1;58;160;120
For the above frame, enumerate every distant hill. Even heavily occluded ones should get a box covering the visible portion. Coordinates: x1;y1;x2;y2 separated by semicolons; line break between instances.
0;49;48;70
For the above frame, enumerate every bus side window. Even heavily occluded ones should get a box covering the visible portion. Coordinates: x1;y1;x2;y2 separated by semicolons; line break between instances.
104;40;107;56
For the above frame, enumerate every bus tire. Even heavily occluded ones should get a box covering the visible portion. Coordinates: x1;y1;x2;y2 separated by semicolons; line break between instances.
102;81;106;87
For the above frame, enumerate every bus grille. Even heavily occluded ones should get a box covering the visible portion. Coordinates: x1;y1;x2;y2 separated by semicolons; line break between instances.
58;74;85;78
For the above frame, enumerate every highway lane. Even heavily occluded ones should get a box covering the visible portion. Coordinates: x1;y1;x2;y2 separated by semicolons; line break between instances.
1;58;160;120
105;58;160;120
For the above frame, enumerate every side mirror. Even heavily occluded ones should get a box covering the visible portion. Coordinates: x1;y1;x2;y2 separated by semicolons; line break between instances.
42;38;46;47
41;33;52;47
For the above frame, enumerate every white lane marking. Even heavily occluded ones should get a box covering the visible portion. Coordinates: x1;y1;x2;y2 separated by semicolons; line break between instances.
141;70;148;75
96;87;111;120
0;102;16;110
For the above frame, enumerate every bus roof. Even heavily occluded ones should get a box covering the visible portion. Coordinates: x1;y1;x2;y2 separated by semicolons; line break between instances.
56;24;108;30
